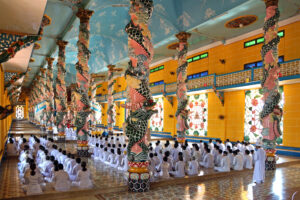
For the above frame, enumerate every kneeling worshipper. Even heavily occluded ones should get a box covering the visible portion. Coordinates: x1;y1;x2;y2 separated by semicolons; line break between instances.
232;150;243;171
22;164;44;195
118;151;128;171
200;148;214;168
170;155;185;178
7;138;18;156
52;164;71;191
214;151;230;172
69;158;81;181
72;162;93;189
158;157;171;179
187;156;199;176
253;140;266;184
112;149;123;168
244;150;253;169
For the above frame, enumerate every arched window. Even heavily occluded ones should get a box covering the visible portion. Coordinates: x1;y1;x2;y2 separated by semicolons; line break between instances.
16;105;24;119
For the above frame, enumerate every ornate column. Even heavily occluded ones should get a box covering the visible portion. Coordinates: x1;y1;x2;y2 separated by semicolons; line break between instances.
89;75;97;134
74;8;94;157
45;57;55;134
55;40;68;142
175;32;191;144
107;65;116;135
260;0;282;170
125;0;156;192
40;67;47;131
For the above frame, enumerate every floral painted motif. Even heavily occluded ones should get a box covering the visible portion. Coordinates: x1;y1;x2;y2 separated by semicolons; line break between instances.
150;97;164;132
186;93;208;136
244;87;284;144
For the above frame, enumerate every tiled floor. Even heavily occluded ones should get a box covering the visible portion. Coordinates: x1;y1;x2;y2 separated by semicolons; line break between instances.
2;120;300;200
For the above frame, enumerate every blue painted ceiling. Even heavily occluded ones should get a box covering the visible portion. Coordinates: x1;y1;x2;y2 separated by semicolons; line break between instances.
23;0;300;87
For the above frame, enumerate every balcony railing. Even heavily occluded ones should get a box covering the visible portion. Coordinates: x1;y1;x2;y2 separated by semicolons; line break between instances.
96;59;300;102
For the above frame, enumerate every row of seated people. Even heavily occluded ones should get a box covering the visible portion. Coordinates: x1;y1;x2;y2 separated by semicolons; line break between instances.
9;135;92;196
147;139;256;179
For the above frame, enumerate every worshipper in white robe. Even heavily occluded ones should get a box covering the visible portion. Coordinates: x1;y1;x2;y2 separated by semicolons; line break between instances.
101;148;109;162
17;134;24;148
69;158;81;181
153;153;160;169
148;153;157;180
215;149;223;167
199;140;204;152
66;155;76;174
107;149;116;166
225;139;232;149
22;164;43;195
52;164;71;191
193;145;202;163
63;153;72;169
92;143;100;160
248;142;255;151
170;155;185;178
200;148;214;168
7;138;18;156
214;151;230;172
119;133;126;144
118;152;128;171
171;143;180;164
244;150;253;169
228;149;234;168
187;157;199;176
232;150;244;170
154;141;162;155
253;140;266;184
72;162;93;189
182;146;191;164
50;145;59;158
158;157;170;179
41;156;55;178
112;149;123;169
18;138;28;151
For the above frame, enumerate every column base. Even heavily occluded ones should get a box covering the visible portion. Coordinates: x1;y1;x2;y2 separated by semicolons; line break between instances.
265;155;276;170
77;147;90;157
128;161;150;192
128;172;150;192
57;136;65;143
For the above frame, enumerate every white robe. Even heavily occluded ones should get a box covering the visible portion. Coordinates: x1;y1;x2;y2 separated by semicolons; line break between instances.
72;170;93;189
23;173;43;195
52;170;71;191
7;143;18;156
215;156;230;172
159;162;170;179
244;155;253;169
233;154;244;170
200;153;214;168
253;148;266;183
171;161;185;178
187;160;199;176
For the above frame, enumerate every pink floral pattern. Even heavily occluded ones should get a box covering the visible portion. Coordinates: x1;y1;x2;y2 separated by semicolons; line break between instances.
150;97;164;132
244;88;284;143
186;93;208;136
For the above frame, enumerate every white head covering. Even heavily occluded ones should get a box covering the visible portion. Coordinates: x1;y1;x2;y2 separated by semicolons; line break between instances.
256;139;263;147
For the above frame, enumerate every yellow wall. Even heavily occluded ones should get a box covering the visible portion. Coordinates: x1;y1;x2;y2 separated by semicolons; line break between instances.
224;91;245;142
163;97;177;136
101;103;107;126
0;66;12;161
282;83;300;147
207;92;225;140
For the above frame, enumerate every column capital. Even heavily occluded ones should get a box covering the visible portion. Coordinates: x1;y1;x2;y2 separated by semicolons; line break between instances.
76;8;94;23
176;31;191;43
46;57;55;66
56;40;68;50
264;0;278;7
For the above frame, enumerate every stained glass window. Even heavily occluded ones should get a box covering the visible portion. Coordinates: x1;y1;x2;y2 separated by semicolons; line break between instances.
186;93;208;136
150;97;164;132
244;87;284;144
